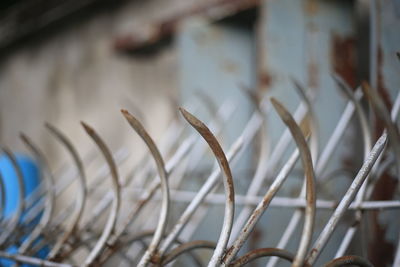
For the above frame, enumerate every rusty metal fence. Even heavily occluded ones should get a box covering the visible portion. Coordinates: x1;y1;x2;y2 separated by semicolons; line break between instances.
1;0;400;266
0;77;399;266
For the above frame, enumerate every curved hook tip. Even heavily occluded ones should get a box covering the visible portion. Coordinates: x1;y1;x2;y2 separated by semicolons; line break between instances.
121;109;138;123
270;97;289;121
178;107;190;119
44;122;57;133
121;108;129;116
179;107;204;129
81;121;94;135
44;122;57;132
19;132;29;143
121;109;149;135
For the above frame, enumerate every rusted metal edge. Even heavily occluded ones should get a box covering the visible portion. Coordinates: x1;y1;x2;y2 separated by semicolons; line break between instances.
18;133;56;256
323;255;374;267
81;122;121;267
179;107;235;267
230;248;294;267
45;123;87;261
121;109;170;267
114;0;260;53
270;98;316;267
161;240;216;265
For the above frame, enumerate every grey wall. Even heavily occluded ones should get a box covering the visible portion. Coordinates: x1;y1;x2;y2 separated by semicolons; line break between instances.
0;0;202;167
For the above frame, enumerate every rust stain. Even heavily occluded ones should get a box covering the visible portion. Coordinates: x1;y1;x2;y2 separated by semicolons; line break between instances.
331;34;357;89
150;251;161;264
376;46;393;112
258;70;273;89
366;45;396;266
305;0;318;15
327;255;367;266
114;0;261;52
368;168;397;266
367;46;395;267
248;227;263;257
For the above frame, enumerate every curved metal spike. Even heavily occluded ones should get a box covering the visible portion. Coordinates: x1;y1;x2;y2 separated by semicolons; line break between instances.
270;98;316;267
264;81;318;267
239;86;270;185
81;122;121;267
291;79;319;164
222;148;300;265
18;133;55;256
179;107;235;267
362;84;400;265
267;92;361;267
0;147;25;246
305;132;387;265
120;96;147;127
227;86;270;243
332;75;372;257
157;135;244;257
231;248;294;267
333;76;371;160
121;109;170;267
161;240;216;266
45;123;87;261
323;255;374;267
362;82;400;176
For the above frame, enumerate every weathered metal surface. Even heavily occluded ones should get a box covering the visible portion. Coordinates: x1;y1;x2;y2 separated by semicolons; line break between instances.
369;1;400;266
1;1;400;266
114;0;260;53
257;1;358;266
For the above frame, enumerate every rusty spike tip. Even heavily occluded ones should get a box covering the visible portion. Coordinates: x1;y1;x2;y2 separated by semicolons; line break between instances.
270;98;290;121
121;109;149;135
44;122;56;131
44;122;59;135
120;108;130;116
121;109;139;123
80;121;95;135
19;132;29;142
179;107;206;129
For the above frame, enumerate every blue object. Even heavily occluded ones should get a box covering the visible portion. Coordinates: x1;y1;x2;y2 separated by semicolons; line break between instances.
0;153;40;219
0;153;44;266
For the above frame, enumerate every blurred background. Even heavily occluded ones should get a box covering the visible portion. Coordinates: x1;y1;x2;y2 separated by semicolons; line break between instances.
0;0;399;266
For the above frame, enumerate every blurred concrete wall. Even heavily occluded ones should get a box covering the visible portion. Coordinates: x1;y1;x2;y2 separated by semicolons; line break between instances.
0;0;202;168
